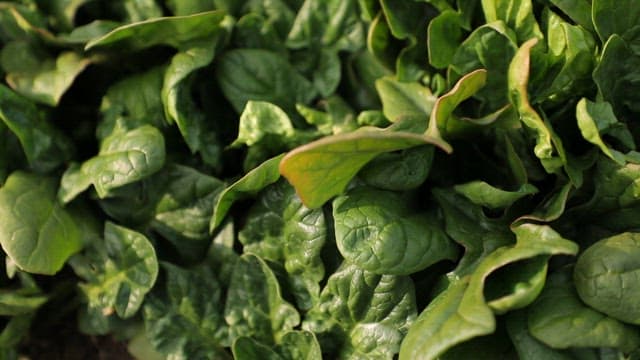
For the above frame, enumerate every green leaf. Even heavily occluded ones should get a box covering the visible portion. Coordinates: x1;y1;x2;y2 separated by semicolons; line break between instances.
162;35;225;167
481;0;542;42
450;22;517;112
280;128;451;209
333;186;457;275
592;0;640;42
238;180;326;310
144;263;229;359
538;13;596;106
506;310;573;360
286;0;364;51
0;84;73;173
231;101;296;148
210;153;284;232
576;98;627;165
150;165;225;262
303;263;416;359
453;181;538;209
428;10;465;69
1;41;89;106
426;69;489;140
233;331;322;360
0;273;48;316
225;254;300;345
166;0;215;15
97;66;167;140
85;11;227;51
375;76;436;123
528;268;640;353
359;146;434;191
0;171;83;275
593;35;640;116
59;125;166;202
73;222;158;318
216;49;317;113
399;223;578;360
574;232;640;325
549;0;594;31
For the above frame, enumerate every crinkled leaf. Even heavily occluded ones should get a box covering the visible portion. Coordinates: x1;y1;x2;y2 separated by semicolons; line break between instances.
73;222;158;318
574;232;640;325
210;153;284;231
143;263;229;359
238;180;325;310
333;186;457;275
225;254;300;345
85;11;227;51
59;125;165;202
0;84;73;173
233;331;322;360
303;263;416;359
151;165;225;262
0;171;83;275
216;49;317;113
528;268;640;353
1;41;89;106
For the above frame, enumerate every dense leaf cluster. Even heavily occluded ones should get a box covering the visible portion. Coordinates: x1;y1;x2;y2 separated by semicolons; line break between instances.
0;0;639;359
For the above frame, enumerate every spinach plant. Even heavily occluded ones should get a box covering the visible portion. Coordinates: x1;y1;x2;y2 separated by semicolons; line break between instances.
0;0;639;359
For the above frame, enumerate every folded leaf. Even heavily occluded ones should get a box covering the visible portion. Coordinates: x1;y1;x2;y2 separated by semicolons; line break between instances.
59;125;165;202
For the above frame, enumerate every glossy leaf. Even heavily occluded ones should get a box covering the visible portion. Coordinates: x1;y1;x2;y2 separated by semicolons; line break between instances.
0;171;83;275
238;180;326;310
428;10;465;69
592;0;640;42
574;232;640;325
74;222;158;318
303;263;416;359
210;153;284;231
144;263;229;359
576;98;627;164
453;181;538;209
233;331;322;360
359;146;434;191
0;85;73;173
225;254;300;345
528;268;640;352
231;101;296;148
399;223;577;360
1;41;89;106
333;186;457;275
59;125;166;202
